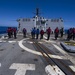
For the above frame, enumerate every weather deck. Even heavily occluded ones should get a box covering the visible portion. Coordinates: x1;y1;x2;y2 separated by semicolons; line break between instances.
0;33;75;75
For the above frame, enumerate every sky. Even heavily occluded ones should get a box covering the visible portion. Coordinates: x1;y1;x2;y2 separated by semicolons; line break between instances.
0;0;75;29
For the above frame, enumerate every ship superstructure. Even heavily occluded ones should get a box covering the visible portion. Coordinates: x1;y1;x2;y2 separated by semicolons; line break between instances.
17;8;64;33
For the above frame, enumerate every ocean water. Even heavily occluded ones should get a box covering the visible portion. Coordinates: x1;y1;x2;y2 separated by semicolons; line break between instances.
0;26;17;34
64;29;68;34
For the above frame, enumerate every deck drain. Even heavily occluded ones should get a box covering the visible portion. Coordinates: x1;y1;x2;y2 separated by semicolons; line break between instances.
34;58;38;61
12;47;14;48
56;51;60;53
21;50;25;52
13;44;15;45
0;49;4;51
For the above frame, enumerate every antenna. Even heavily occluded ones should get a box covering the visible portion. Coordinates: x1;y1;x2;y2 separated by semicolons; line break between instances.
36;8;39;16
34;8;41;17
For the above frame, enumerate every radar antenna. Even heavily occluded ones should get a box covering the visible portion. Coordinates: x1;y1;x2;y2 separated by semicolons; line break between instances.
34;8;41;17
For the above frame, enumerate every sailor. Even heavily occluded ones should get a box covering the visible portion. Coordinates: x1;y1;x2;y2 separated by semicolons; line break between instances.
54;27;59;40
70;28;73;40
46;27;51;40
31;28;33;39
73;28;75;40
13;28;17;39
36;28;40;39
7;27;11;38
23;28;27;38
31;27;36;39
60;27;64;38
40;29;44;39
10;27;13;38
67;28;73;40
67;28;70;41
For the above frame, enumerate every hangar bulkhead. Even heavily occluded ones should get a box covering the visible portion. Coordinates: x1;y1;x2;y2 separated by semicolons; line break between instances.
17;8;64;33
17;17;64;33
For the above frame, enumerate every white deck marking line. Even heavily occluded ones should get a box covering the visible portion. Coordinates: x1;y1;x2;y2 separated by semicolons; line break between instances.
0;40;16;43
53;44;75;72
19;38;42;56
27;41;33;44
9;63;35;75
19;38;68;60
43;53;67;60
0;40;6;42
44;36;66;54
45;65;65;75
0;63;1;67
8;41;16;43
52;44;67;54
69;66;75;72
43;36;56;43
44;36;75;72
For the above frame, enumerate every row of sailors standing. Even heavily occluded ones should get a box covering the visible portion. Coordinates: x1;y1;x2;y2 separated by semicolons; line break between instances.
7;27;17;39
31;27;60;40
67;28;75;40
31;27;45;39
7;27;75;41
7;27;63;40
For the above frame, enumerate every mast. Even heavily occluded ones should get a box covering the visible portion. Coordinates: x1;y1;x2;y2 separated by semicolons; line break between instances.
33;8;40;17
36;8;40;17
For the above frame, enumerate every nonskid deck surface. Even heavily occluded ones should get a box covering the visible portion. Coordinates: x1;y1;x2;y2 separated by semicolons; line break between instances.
0;34;75;75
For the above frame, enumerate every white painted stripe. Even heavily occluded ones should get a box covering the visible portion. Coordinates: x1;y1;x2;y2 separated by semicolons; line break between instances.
52;44;66;54
43;53;67;60
19;38;42;56
69;66;75;72
44;36;66;54
44;36;75;73
45;65;57;75
53;44;75;72
43;36;56;43
48;54;67;60
0;40;6;42
8;41;16;43
0;63;1;67
0;40;17;43
17;34;23;35
45;65;65;75
52;65;65;75
19;38;67;60
9;63;35;75
39;42;43;44
27;41;33;44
